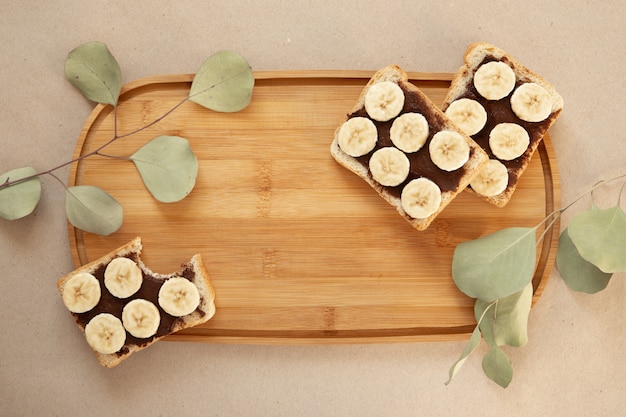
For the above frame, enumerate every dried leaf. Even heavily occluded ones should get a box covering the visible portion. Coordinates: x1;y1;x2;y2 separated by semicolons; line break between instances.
482;346;513;388
65;185;123;236
65;41;122;106
0;167;41;220
568;206;626;273
557;227;613;293
445;322;482;385
445;300;496;385
131;136;198;203
452;227;536;302
475;283;533;348
189;51;254;112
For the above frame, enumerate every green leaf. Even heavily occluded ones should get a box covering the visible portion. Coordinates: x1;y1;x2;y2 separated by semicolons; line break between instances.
0;167;41;220
445;300;496;385
556;227;613;293
65;41;122;106
189;51;254;112
452;227;536;302
568;206;626;273
475;283;533;348
65;185;123;236
482;346;513;388
131;136;198;203
445;322;483;385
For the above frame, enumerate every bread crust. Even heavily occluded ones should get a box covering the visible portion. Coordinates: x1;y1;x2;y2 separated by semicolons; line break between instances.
57;237;216;368
330;65;488;230
442;42;563;207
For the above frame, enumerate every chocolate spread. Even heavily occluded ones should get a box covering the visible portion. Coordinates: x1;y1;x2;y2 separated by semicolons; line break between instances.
72;254;204;355
454;55;560;185
350;84;473;199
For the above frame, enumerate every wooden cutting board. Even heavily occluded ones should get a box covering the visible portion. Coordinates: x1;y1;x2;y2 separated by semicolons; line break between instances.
68;70;560;343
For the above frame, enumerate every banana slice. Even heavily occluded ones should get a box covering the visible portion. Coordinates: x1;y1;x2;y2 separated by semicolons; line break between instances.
444;98;487;136
364;81;405;122
489;123;530;160
429;130;470;172
62;272;101;313
389;112;429;153
401;177;442;219
122;299;160;339
104;257;143;299
369;147;410;187
85;313;126;354
473;61;516;100
510;82;552;122
470;159;509;197
337;117;378;157
158;277;200;317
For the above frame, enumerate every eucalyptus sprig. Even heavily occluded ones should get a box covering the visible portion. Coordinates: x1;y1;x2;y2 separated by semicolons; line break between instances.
0;42;254;235
447;173;626;388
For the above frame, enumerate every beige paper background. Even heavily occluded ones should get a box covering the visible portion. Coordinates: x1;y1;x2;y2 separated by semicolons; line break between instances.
1;1;624;415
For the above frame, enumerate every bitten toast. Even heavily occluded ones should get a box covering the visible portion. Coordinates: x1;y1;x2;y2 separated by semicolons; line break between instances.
57;237;216;368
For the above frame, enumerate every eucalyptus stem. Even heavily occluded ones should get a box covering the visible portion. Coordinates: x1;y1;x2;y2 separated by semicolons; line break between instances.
114;96;190;140
564;173;626;212
48;171;68;188
95;153;133;161
618;179;626;206
113;104;118;138
489;298;499;346
534;173;626;245
0;95;191;191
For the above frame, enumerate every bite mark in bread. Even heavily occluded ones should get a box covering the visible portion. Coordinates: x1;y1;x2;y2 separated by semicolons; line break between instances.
57;237;216;368
330;65;489;231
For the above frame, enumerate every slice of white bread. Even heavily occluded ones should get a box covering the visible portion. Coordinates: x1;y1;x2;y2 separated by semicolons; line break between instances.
442;42;564;207
330;65;488;231
57;237;216;368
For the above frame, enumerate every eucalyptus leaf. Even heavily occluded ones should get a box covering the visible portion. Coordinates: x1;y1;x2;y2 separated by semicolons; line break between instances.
131;135;198;203
65;185;123;236
0;167;41;220
189;50;254;112
557;227;613;293
445;300;497;386
482;346;513;388
65;41;122;106
475;283;533;348
445;325;482;386
452;227;536;302
568;206;626;273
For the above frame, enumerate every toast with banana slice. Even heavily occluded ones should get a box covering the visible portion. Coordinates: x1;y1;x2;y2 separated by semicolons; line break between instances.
330;65;489;231
57;237;216;368
442;42;564;207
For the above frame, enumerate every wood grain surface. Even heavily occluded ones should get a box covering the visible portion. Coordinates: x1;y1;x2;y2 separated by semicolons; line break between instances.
68;71;560;343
